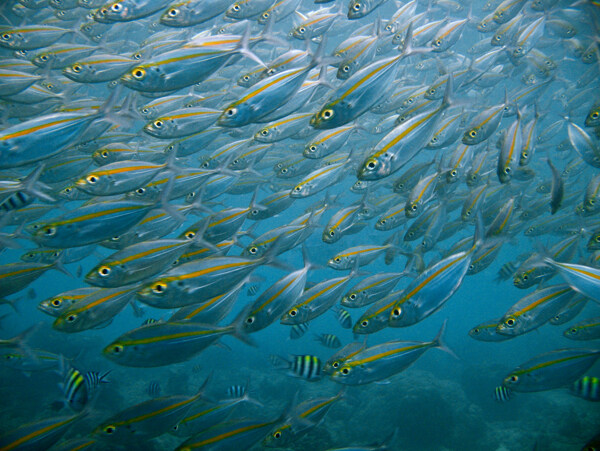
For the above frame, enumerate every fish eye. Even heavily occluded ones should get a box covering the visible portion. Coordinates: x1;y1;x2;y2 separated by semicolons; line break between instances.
246;316;254;324
52;299;62;307
410;204;417;211
329;230;335;236
98;266;111;276
450;170;457;177
260;129;269;136
242;75;250;81
232;3;240;11
495;35;501;41
342;65;350;72
472;328;480;334
136;187;145;194
152;282;167;293
334;257;341;263
86;175;98;184
110;345;123;354
569;328;578;334
332;361;340;368
521;152;528;159
72;64;82;73
153;120;163;128
262;12;269;19
522;274;528;280
465;210;471;216
366;159;377;170
293;185;302;192
249;246;258;254
132;68;146;79
168;8;179;16
505;317;516;327
353;3;361;10
592;112;599;119
434;39;441;47
468;264;474;270
44;227;56;236
392;308;401;316
322;109;333;119
341;367;350;374
289;309;297;317
184;231;195;239
103;425;116;434
226;107;237;117
469;130;477;138
509;375;518;382
386;24;392;31
1;33;10;40
66;314;77;322
298;27;305;34
110;3;122;12
308;145;317;153
360;320;368;327
274;431;282;439
40;54;49;61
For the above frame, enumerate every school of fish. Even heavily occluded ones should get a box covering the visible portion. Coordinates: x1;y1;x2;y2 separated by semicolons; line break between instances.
0;0;599;449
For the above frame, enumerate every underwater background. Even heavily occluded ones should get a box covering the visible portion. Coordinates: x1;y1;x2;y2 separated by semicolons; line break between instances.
0;0;600;449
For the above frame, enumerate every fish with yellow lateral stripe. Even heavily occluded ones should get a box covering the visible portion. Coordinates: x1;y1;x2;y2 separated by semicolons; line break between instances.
103;319;253;367
330;320;455;385
92;379;208;443
53;285;138;333
0;412;84;451
496;284;576;336
503;348;600;392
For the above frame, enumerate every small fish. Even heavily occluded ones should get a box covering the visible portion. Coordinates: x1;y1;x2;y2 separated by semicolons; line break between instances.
333;306;353;328
147;381;161;398
496;262;517;282
493;385;512;403
270;354;322;381
246;284;260;296
571;376;600;401
227;384;246;399
314;333;342;348
563;317;600;341
290;322;309;339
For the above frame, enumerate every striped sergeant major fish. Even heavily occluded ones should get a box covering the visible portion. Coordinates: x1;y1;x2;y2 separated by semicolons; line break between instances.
227;383;246;399
270;354;322;381
493;385;512;402
290;322;309;339
147;381;161;398
571;376;600;402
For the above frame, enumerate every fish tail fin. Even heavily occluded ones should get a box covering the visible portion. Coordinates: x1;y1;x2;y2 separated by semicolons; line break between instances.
20;164;55;204
433;319;458;360
238;22;268;68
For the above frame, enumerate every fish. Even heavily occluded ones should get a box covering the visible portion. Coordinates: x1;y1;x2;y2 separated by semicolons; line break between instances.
571;376;600;402
314;333;342;348
270;354;322;381
503;348;600;392
493;385;513;403
290;322;309;340
103;319;252;367
330;321;454;385
563;317;600;341
147;381;161;398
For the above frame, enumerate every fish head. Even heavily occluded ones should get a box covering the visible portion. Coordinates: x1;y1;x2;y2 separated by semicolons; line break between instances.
144;117;175;138
462;127;481;145
563;326;582;340
496;315;518;335
62;61;93;82
348;0;368;19
263;425;292;447
160;3;192;26
243;243;266;259
121;65;163;92
341;290;364;308
585;107;600;128
136;278;173;306
217;103;252;128
405;201;420;218
290;182;310;198
322;227;339;243
357;155;389;181
327;254;347;270
75;170;109;194
280;306;308;325
337;60;358;80
85;263;117;287
53;309;84;332
310;104;345;130
102;1;135;21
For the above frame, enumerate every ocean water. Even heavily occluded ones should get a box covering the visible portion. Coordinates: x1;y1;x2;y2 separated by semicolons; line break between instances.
0;0;600;450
